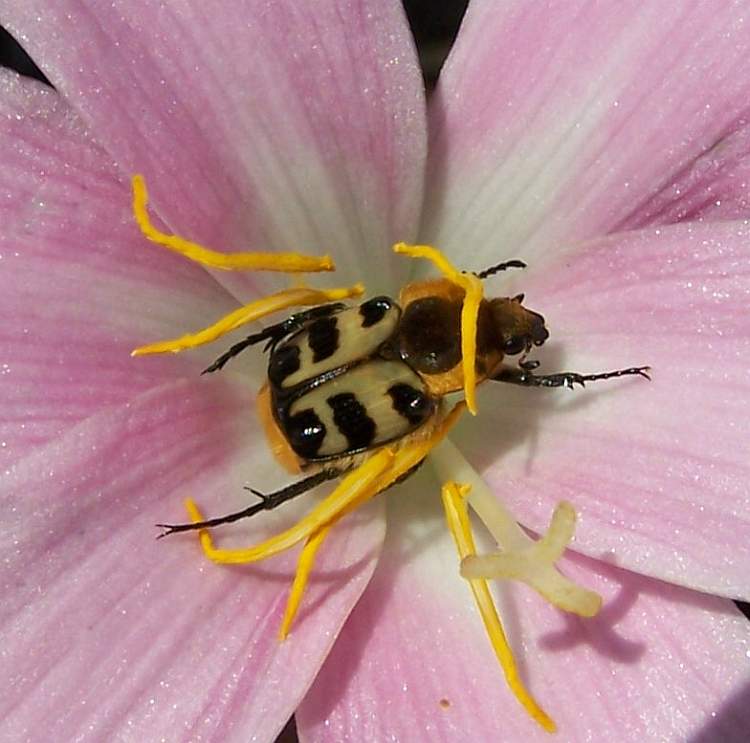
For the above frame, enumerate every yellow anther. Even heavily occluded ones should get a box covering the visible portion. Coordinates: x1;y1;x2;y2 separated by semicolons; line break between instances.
441;481;556;733
132;283;364;356
132;174;334;273
393;243;483;415
278;522;333;640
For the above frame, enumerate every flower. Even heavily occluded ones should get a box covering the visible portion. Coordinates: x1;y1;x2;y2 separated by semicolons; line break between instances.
1;1;750;741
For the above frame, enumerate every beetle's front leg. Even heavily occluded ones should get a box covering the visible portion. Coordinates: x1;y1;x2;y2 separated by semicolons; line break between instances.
202;302;347;374
493;365;651;389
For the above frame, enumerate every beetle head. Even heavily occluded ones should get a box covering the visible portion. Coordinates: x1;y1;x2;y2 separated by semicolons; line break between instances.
488;295;549;356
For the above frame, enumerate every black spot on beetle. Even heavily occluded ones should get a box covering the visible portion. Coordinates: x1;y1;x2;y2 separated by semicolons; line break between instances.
388;383;433;424
286;408;327;458
359;296;392;327
308;317;339;363
268;344;301;386
327;393;376;450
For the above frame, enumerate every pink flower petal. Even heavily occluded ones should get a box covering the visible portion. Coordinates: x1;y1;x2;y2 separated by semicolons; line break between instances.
2;0;427;297
460;220;750;598
619;120;750;228
423;0;750;268
1;377;385;742
0;68;242;466
298;476;750;741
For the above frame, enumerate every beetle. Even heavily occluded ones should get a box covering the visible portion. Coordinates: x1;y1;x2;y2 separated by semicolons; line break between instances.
131;176;646;725
158;258;649;538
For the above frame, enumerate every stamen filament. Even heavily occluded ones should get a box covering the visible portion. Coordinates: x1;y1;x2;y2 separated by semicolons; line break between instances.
433;439;602;617
132;174;334;272
132;284;364;356
278;522;333;640
441;481;556;733
392;243;483;415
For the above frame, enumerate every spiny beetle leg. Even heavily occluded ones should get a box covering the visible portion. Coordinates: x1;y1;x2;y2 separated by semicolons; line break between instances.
156;467;343;538
493;365;651;389
201;302;346;374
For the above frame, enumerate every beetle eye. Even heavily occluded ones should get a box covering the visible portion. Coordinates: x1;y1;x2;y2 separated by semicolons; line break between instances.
503;336;526;356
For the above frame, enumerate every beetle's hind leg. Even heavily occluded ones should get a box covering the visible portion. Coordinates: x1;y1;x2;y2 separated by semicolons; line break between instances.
156;467;344;538
202;302;347;374
493;364;651;389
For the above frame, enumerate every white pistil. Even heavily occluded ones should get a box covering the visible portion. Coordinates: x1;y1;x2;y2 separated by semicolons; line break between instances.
432;439;602;617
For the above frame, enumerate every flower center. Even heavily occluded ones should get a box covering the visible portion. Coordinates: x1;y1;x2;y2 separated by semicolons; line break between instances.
131;174;602;734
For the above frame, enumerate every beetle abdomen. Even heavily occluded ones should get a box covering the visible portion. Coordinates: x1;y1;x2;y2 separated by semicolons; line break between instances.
280;359;435;460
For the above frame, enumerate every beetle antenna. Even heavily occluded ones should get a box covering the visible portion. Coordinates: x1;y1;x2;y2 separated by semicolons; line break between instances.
475;259;527;280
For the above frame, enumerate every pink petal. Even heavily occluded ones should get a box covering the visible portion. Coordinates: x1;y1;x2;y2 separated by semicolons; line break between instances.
0;68;243;465
460;220;750;598
2;0;427;296
1;378;385;742
619;120;750;228
298;476;750;742
422;0;750;268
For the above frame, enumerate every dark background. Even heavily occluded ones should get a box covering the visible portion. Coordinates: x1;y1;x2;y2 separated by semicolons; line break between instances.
1;2;747;741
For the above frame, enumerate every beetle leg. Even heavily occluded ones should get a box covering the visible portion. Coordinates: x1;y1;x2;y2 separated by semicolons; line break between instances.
156;467;343;538
132;288;360;357
200;332;271;374
179;402;465;566
202;302;346;374
390;459;424;486
492;364;651;389
518;357;540;371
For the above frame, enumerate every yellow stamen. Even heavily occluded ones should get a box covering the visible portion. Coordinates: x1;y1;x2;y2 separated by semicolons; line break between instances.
184;401;466;565
457;272;482;415
132;283;364;356
441;481;556;733
278;522;333;640
433;439;602;617
393;243;483;415
132;174;334;272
